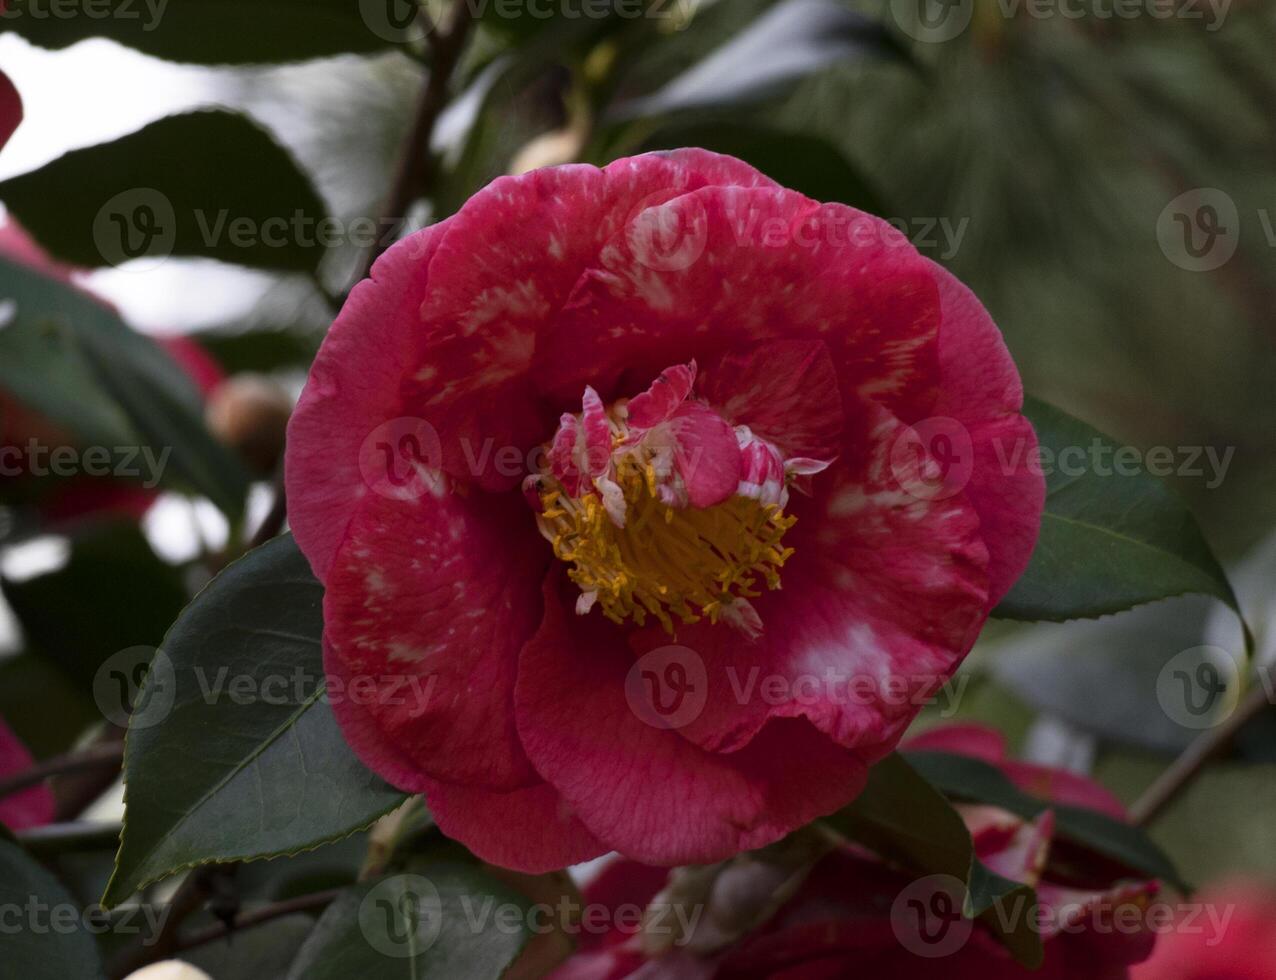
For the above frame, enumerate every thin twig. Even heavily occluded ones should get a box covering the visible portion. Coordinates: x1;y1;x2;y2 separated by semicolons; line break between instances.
1130;667;1276;826
247;467;288;550
0;741;125;800
356;0;475;282
172;887;341;954
16;820;123;856
54;724;127;822
106;885;338;980
107;864;234;980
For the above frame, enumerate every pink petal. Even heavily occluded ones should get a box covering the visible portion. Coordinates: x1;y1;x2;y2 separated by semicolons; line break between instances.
905;723;1128;819
538;187;941;425
406;152;778;489
973;808;1055;887
904;722;1008;762
0;716;53;831
635;400;989;756
931;260;1044;605
1002;761;1128;821
323;489;545;790
289;151;785;578
421;776;607;874
285;219;453;582
548;388;612;496
668;401;742;509
626;361;697;430
515;575;870;866
701;340;842;461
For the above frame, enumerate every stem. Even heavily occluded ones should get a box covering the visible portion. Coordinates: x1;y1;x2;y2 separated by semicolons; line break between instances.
107;864;235;980
16;820;123;856
173;888;340;953
0;741;124;800
106;885;339;980
248;468;288;550
1130;666;1275;826
356;0;475;283
54;725;128;822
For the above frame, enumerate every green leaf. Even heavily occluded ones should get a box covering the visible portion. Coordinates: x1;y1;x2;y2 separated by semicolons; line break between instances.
0;254;251;516
641;123;888;214
0;838;106;980
905;750;1189;893
1;0;408;64
0;111;328;272
826;753;1043;968
103;534;408;907
610;0;904;120
284;861;534;980
995;397;1240;623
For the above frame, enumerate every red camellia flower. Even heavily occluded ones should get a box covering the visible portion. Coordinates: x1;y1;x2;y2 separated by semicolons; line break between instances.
286;151;1044;871
550;724;1159;980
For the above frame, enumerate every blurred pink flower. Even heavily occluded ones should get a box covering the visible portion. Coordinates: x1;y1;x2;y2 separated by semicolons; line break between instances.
0;716;53;831
1132;879;1276;980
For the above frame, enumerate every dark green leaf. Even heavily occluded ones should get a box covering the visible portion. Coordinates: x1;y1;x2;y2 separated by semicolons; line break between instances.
0;253;251;516
0;111;328;272
284;861;533;980
906;750;1189;892
827;753;1043;967
641;123;887;213
103;534;408;907
610;0;903;119
1;0;409;64
995;397;1240;622
0;838;106;980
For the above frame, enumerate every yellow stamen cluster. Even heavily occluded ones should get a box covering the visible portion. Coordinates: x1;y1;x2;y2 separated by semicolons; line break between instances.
537;454;796;633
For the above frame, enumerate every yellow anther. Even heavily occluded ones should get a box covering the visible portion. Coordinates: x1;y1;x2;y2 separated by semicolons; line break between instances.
537;454;795;634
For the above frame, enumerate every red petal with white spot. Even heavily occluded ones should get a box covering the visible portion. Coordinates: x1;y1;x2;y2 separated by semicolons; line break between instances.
515;574;870;866
538;187;942;424
640;400;989;755
323;490;545;790
931;260;1044;605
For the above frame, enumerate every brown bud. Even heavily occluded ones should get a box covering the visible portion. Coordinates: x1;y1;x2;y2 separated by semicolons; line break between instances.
205;374;293;476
